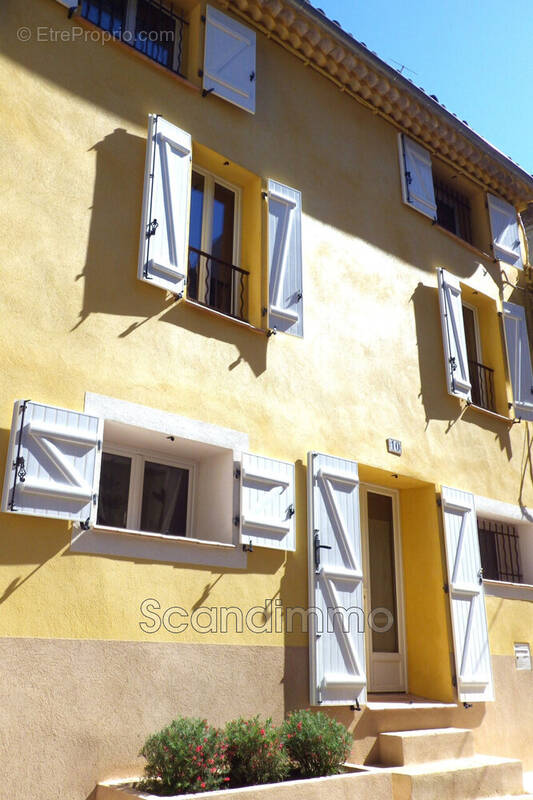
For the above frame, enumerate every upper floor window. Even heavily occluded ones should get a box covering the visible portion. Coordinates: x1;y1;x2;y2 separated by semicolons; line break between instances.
81;0;188;77
462;302;496;413
187;168;247;321
399;133;523;266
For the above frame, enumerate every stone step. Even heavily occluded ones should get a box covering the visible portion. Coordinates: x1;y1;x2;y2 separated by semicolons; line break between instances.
389;754;523;800
379;727;475;766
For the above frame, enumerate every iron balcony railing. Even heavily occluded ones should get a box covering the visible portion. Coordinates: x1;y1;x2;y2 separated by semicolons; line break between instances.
80;0;187;77
477;519;522;583
187;247;249;322
468;359;496;412
434;176;473;245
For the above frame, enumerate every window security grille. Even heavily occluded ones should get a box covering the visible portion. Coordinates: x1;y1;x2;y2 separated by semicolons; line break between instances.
434;176;473;244
81;0;187;76
477;519;522;583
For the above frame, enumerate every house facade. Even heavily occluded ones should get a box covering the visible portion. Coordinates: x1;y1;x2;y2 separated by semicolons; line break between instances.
2;0;533;798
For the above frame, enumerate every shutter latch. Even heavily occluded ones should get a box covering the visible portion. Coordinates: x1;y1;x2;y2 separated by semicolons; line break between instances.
146;219;158;238
15;456;26;483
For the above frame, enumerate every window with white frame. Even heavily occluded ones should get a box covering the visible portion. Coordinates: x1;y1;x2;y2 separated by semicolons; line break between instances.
97;445;194;537
0;397;296;556
187;167;244;320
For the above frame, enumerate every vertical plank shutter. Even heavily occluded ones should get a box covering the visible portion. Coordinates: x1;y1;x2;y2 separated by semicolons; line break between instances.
138;114;192;294
240;453;295;551
267;180;303;336
441;486;494;703
307;452;366;707
203;5;256;114
399;134;437;220
487;194;523;268
503;301;533;420
1;401;102;524
437;268;471;400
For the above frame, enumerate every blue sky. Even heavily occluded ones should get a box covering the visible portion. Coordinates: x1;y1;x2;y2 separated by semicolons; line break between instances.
317;0;533;175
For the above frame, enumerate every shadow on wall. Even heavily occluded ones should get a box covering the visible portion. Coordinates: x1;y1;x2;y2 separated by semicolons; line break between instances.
411;282;512;459
74;127;267;376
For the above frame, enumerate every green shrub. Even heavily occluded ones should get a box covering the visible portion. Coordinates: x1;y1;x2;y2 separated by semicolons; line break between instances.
224;716;290;787
138;716;230;795
281;710;352;778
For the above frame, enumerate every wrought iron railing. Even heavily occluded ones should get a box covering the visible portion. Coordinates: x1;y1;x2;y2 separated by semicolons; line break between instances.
80;0;187;77
187;247;249;322
468;359;496;412
434;176;473;244
477;519;522;583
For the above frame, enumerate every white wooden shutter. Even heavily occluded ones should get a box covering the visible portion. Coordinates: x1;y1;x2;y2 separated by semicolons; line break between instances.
488;194;523;268
398;134;437;220
138;115;192;294
240;453;295;551
441;486;494;703
267;180;303;337
203;5;256;114
503;301;533;420
1;400;102;524
307;452;366;707
437;268;471;400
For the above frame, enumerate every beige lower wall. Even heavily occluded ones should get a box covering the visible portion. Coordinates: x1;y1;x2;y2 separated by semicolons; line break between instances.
2;639;533;800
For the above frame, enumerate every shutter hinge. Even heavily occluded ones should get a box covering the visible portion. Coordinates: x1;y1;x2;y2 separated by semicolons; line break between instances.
249;71;255;82
436;497;442;507
233;515;240;527
405;170;412;185
262;306;268;316
97;439;102;451
93;493;97;506
266;327;277;337
242;539;253;552
201;14;206;22
80;517;91;531
146;219;158;238
287;503;295;518
202;88;215;98
449;356;457;373
452;675;457;687
198;69;204;77
234;467;241;480
350;699;361;712
296;291;303;302
443;583;449;593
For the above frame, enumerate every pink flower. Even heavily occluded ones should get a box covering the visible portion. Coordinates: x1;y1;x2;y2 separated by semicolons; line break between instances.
260;728;265;736
297;722;302;730
201;782;206;788
223;777;230;782
196;745;203;752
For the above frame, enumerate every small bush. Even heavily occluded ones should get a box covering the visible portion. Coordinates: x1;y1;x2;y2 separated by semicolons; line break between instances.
224;716;290;787
282;710;352;778
138;716;230;795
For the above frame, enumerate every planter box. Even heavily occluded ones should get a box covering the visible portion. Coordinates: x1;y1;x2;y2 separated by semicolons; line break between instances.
96;768;393;800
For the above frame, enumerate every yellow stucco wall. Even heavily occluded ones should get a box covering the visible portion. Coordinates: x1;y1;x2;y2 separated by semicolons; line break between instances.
1;0;532;674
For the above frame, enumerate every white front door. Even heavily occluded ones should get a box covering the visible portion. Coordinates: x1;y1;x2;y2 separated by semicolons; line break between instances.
361;485;407;693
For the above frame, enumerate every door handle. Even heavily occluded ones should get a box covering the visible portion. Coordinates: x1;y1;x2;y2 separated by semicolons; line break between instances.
314;532;332;572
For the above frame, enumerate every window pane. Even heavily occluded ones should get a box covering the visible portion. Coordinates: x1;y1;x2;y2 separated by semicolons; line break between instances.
81;0;126;33
188;171;205;302
97;453;131;529
135;0;175;68
367;492;399;653
462;306;478;363
211;183;235;264
140;461;189;536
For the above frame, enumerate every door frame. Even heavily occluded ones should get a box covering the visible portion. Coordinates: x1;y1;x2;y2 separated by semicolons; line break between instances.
360;482;407;693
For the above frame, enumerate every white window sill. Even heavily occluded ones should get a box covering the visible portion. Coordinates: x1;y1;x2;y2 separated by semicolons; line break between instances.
70;522;248;569
91;524;239;550
464;402;515;424
484;579;533;601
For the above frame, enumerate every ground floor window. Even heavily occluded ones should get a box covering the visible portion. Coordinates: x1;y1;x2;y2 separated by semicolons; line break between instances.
97;446;193;537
